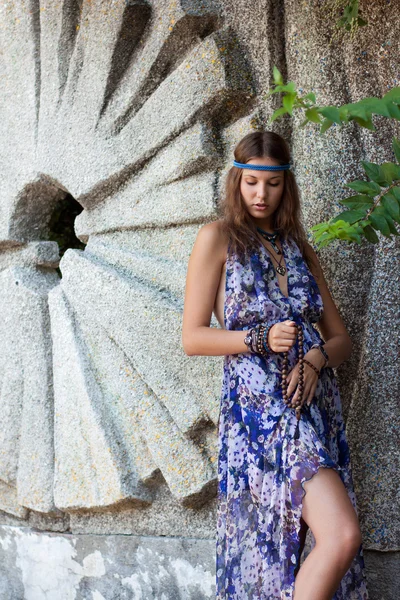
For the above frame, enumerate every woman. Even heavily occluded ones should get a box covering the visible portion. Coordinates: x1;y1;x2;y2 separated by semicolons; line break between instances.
182;131;369;600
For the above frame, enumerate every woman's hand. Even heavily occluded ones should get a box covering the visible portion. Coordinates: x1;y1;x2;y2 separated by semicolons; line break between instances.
286;352;321;407
268;320;298;352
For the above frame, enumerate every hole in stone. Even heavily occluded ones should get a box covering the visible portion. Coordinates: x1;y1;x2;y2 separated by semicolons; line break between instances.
48;193;86;262
10;179;86;276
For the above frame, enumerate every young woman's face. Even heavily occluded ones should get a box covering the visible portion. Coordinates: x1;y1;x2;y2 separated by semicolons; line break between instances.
239;156;285;230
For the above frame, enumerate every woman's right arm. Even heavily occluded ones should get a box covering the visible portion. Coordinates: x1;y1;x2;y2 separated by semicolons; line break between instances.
181;221;250;356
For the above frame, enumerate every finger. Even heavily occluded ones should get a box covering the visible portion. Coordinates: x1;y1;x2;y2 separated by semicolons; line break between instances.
305;380;316;406
280;333;297;342
287;374;298;398
302;382;312;405
283;320;297;326
280;325;298;336
271;328;296;343
291;385;302;406
294;376;313;407
276;337;297;350
275;344;295;353
307;381;318;406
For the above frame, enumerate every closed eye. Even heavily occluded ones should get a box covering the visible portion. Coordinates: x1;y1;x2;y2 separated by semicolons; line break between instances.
246;182;280;187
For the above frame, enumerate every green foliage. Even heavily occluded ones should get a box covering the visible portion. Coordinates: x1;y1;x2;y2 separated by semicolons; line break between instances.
266;67;400;249
267;68;400;134
311;155;400;247
327;0;368;44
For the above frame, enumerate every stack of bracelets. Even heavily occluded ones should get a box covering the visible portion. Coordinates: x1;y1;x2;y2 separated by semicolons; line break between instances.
244;322;328;421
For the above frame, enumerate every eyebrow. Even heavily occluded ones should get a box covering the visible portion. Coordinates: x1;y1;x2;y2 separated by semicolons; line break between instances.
244;174;282;179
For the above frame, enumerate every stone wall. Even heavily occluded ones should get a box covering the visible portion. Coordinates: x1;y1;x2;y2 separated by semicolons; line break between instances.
0;0;398;598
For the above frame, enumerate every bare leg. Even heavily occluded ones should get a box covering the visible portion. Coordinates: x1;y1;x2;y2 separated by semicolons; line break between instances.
293;468;362;600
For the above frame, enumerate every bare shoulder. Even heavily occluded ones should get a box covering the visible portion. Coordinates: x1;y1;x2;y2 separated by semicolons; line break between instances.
193;219;229;263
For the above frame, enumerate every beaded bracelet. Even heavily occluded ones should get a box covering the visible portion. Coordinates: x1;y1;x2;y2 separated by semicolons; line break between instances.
303;358;320;376
264;323;275;353
244;322;277;357
255;324;269;357
245;322;322;430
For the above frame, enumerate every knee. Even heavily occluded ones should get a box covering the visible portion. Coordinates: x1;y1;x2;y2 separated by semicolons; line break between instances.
339;524;362;558
319;523;362;565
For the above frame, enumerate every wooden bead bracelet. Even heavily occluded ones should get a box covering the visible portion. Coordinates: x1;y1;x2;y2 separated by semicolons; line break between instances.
244;322;276;356
303;358;320;376
245;322;321;423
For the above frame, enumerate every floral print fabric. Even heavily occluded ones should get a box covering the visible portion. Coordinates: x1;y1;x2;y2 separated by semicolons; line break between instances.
216;236;369;599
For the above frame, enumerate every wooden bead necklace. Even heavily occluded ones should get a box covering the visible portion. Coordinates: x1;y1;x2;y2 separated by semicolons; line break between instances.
244;321;308;424
281;323;305;422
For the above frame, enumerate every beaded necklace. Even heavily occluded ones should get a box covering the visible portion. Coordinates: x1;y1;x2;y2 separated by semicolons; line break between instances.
244;321;306;437
256;226;281;255
282;325;305;432
256;227;286;275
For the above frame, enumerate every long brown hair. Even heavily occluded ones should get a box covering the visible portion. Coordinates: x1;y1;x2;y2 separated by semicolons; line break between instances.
217;130;318;275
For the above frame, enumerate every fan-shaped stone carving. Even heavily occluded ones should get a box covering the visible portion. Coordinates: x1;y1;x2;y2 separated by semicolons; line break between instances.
0;0;255;515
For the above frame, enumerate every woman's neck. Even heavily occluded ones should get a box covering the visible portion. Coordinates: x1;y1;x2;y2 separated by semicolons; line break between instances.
256;223;276;234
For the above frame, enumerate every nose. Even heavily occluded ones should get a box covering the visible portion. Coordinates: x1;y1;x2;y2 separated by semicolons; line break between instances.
256;185;267;200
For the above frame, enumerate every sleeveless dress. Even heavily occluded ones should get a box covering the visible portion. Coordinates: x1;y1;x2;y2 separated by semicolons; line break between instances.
215;235;369;600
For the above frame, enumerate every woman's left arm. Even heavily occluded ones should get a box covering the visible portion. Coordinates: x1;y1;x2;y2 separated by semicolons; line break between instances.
282;242;353;406
303;241;352;370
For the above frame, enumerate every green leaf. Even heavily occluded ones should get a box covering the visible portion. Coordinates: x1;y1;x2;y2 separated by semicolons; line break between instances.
318;106;342;124
369;212;391;236
386;103;400;119
350;1;358;18
268;84;287;93
280;82;296;94
331;209;367;224
337;230;352;240
339;106;350;123
273;66;283;85
269;106;288;122
357;17;368;26
345;181;381;195
340;225;363;243
392;137;400;163
381;162;400;183
357;97;392;118
375;205;400;234
310;222;330;233
305;107;322;123
384;87;400;103
363;224;379;243
320;118;334;134
283;93;296;115
382;192;400;221
352;116;376;130
304;92;316;103
361;161;388;186
385;214;400;235
348;104;369;121
339;195;374;210
391;186;400;202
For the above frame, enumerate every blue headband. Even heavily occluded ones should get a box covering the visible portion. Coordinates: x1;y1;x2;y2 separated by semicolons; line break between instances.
233;160;291;171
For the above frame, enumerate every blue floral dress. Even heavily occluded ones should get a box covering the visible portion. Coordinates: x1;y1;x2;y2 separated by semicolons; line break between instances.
216;235;369;600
